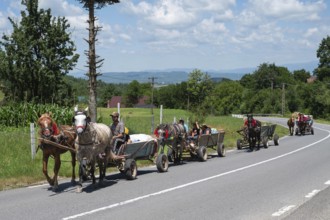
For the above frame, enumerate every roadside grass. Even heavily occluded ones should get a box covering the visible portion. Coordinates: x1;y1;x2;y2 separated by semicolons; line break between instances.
0;108;289;191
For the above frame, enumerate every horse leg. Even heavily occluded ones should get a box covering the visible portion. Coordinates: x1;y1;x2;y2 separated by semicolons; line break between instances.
70;152;76;184
248;137;253;151
257;134;261;150
77;163;84;193
91;162;96;185
42;153;54;186
52;154;61;191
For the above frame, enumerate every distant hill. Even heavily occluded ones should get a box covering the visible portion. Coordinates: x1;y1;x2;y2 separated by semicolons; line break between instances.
98;71;243;84
68;60;318;84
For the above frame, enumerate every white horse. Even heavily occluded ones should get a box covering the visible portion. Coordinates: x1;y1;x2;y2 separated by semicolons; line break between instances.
73;107;119;193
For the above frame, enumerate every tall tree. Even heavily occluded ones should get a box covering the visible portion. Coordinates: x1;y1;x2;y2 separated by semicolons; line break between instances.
315;35;330;82
293;69;311;83
77;0;120;122
0;0;79;104
124;80;141;107
186;69;213;117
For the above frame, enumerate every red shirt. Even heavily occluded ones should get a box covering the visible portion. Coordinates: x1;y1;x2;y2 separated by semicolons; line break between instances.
244;119;257;127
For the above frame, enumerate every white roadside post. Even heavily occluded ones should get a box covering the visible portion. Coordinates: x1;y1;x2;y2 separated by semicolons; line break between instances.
30;123;36;160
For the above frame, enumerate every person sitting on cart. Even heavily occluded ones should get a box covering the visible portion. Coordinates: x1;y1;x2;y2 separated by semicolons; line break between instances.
188;121;200;142
201;124;211;135
179;118;188;133
297;112;309;124
110;112;126;154
307;115;313;126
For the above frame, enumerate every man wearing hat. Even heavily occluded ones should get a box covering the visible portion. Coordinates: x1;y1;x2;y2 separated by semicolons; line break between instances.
110;112;125;154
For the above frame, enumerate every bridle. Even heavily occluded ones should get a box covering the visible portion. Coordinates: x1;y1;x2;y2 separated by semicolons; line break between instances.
38;116;55;138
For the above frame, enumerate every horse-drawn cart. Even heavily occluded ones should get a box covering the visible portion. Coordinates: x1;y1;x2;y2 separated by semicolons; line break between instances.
260;124;279;147
188;130;226;161
236;124;278;150
295;120;314;136
111;134;167;180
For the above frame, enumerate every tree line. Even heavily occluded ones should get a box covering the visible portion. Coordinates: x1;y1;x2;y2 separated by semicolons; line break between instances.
1;1;330;121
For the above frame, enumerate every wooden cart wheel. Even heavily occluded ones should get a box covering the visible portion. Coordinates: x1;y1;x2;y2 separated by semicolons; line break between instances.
217;143;226;157
124;159;137;180
167;147;174;163
197;146;207;162
273;134;279;145
237;139;242;150
262;137;269;148
156;153;168;172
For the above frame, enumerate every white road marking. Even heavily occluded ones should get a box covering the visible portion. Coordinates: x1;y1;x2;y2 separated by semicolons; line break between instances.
28;183;48;188
305;189;320;198
62;128;330;220
272;205;296;217
324;180;330;185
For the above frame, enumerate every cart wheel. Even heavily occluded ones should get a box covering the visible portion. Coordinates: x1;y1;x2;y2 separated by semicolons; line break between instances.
197;146;207;162
311;127;314;135
274;134;279;145
217;143;226;157
124;159;137;180
237;139;242;150
167;148;174;163
262;137;268;148
156;154;168;172
295;128;299;136
117;161;125;174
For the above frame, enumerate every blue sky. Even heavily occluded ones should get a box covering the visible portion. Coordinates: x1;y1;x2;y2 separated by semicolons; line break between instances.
0;0;329;75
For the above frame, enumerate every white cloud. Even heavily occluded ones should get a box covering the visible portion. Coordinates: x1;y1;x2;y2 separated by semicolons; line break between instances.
181;0;236;12
304;27;318;38
0;12;7;29
39;0;83;17
248;0;326;21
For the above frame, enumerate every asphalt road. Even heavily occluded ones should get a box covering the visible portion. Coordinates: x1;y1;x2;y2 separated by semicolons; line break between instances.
1;117;330;220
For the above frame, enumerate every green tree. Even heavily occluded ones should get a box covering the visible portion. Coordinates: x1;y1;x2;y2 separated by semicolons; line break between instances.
76;0;120;122
293;69;311;83
97;82;119;107
315;36;330;82
124;80;141;107
212;81;243;115
0;0;79;104
187;69;213;110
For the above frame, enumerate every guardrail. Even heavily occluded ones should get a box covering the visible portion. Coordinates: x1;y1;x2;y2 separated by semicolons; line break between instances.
231;114;282;118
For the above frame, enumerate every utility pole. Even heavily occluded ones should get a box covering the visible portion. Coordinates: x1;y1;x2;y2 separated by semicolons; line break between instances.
282;83;285;116
148;76;157;134
148;77;157;115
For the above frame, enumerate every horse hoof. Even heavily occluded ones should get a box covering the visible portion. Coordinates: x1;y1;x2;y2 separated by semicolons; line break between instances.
76;186;83;193
52;185;58;192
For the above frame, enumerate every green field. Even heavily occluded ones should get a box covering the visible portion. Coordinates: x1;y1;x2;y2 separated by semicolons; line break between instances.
0;108;288;191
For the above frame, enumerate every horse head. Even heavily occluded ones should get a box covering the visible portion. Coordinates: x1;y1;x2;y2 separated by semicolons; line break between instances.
154;124;169;139
73;106;90;135
38;112;59;138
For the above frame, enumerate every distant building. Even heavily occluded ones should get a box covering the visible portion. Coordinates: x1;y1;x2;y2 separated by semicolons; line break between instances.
107;96;125;108
307;75;317;83
134;96;155;108
107;95;155;108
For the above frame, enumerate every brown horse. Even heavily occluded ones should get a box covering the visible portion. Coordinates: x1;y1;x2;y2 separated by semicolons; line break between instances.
37;113;77;191
287;117;295;136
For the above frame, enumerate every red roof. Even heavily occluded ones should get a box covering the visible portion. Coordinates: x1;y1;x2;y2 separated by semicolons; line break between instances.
107;96;125;108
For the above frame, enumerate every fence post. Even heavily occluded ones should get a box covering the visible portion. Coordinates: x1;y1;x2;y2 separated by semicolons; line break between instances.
30;123;36;160
160;105;163;124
